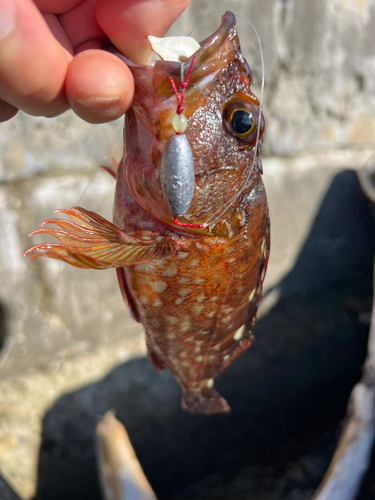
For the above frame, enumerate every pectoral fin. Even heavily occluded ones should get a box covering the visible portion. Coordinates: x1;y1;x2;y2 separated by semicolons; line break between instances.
25;206;177;269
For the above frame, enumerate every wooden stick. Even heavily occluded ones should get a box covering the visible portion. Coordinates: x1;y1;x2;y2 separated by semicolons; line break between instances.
312;257;375;500
96;411;157;500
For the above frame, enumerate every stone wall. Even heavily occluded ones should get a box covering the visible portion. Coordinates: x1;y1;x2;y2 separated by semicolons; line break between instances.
0;1;374;498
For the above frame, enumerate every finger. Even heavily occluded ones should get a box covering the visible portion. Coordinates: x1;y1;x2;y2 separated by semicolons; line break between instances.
34;0;83;15
0;98;18;122
43;13;74;55
0;0;71;117
59;0;107;53
66;49;134;123
96;0;191;64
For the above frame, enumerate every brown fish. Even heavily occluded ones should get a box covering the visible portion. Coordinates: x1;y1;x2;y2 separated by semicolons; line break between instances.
25;12;270;415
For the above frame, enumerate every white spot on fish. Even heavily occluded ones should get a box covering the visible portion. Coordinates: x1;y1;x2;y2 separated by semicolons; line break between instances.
175;298;185;305
141;231;153;240
177;251;189;259
190;259;200;267
194;346;201;353
178;277;189;284
196;293;206;303
181;320;191;333
223;354;230;362
210;296;218;302
163;265;178;277
249;288;256;301
223;307;234;314
194;277;205;284
186;337;194;342
221;316;231;324
134;263;154;273
196;356;204;362
198;330;209;335
196;242;206;250
140;296;148;305
192;305;204;314
166;315;178;325
207;311;216;318
206;378;214;388
150;280;168;293
180;352;188;358
178;288;193;297
228;257;236;263
168;333;176;340
234;325;245;341
153;299;163;307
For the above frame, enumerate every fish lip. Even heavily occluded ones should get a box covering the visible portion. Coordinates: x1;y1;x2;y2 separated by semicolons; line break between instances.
188;11;236;74
108;11;237;80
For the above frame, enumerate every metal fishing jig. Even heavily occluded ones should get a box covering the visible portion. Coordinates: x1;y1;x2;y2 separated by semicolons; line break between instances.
160;57;202;227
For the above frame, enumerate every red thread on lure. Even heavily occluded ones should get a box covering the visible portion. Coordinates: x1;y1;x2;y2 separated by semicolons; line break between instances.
173;215;203;228
169;56;203;229
168;55;195;122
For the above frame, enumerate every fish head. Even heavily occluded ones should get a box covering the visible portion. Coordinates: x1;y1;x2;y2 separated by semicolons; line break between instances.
121;11;265;233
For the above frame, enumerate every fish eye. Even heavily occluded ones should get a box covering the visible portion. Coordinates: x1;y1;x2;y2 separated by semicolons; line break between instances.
230;109;255;136
222;91;265;147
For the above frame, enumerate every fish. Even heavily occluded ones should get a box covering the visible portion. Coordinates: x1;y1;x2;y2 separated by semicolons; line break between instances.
25;11;270;415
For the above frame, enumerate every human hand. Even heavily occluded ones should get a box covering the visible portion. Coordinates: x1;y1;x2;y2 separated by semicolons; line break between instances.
0;0;190;123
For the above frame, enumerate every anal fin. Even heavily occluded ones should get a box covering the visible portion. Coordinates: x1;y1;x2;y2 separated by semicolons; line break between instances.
25;206;177;269
116;267;140;322
148;350;165;372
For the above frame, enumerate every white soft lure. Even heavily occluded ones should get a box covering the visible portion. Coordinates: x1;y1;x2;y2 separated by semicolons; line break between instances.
148;35;200;62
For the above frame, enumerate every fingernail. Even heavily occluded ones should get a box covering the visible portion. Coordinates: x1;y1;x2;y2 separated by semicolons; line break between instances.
74;96;122;113
0;0;15;41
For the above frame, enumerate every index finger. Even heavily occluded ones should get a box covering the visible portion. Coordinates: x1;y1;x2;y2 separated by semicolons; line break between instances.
95;0;191;65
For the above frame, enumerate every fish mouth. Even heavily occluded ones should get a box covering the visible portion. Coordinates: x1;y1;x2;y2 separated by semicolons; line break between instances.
148;11;244;100
110;11;250;115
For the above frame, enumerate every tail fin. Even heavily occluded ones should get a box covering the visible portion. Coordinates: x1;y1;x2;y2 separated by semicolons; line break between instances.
181;386;231;415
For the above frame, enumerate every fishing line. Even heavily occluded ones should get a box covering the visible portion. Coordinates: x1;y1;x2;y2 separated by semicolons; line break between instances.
77;124;123;206
188;13;223;37
202;14;265;228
